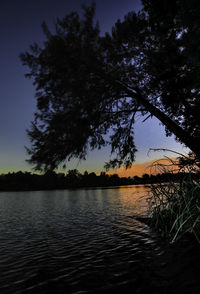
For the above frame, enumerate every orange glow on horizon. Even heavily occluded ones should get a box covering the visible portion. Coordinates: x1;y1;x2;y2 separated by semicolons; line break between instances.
107;157;178;178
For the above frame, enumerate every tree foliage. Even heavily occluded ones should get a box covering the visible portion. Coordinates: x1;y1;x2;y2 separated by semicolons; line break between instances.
21;1;200;171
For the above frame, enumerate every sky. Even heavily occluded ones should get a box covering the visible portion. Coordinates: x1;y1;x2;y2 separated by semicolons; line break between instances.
0;0;189;175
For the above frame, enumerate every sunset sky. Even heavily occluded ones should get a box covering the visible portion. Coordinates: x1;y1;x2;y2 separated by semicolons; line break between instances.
0;0;189;176
107;157;179;178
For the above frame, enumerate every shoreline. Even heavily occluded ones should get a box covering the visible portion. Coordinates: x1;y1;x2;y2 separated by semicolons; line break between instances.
0;184;150;193
135;216;200;293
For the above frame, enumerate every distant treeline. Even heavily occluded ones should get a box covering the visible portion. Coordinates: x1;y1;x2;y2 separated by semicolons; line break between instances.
0;169;199;191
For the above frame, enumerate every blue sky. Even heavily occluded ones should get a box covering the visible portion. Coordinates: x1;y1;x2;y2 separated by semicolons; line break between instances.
0;0;188;174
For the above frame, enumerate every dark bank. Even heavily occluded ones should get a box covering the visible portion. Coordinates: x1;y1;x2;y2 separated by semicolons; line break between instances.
0;170;195;191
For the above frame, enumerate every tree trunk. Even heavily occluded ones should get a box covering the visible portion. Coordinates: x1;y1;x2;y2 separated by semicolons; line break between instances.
122;84;200;157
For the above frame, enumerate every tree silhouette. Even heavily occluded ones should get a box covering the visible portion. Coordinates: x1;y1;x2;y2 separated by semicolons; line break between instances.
1;170;199;191
20;1;200;171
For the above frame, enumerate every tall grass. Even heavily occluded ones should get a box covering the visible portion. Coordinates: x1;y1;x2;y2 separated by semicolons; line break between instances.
147;150;200;243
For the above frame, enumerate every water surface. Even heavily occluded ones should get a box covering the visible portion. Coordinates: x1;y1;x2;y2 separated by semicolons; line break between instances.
0;185;162;293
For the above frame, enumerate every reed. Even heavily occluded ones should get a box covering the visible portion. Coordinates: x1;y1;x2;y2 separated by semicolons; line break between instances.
147;150;200;243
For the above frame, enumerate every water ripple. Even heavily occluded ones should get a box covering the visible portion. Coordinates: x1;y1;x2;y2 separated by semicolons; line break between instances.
0;186;163;293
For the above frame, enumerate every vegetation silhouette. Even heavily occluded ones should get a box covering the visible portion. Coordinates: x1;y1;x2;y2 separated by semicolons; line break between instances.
147;152;200;243
0;169;197;191
20;0;200;171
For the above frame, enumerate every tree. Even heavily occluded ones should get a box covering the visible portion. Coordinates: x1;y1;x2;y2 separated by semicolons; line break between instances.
20;1;200;171
142;173;150;183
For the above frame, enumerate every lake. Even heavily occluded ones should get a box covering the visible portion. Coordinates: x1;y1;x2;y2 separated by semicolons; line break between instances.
0;186;168;293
